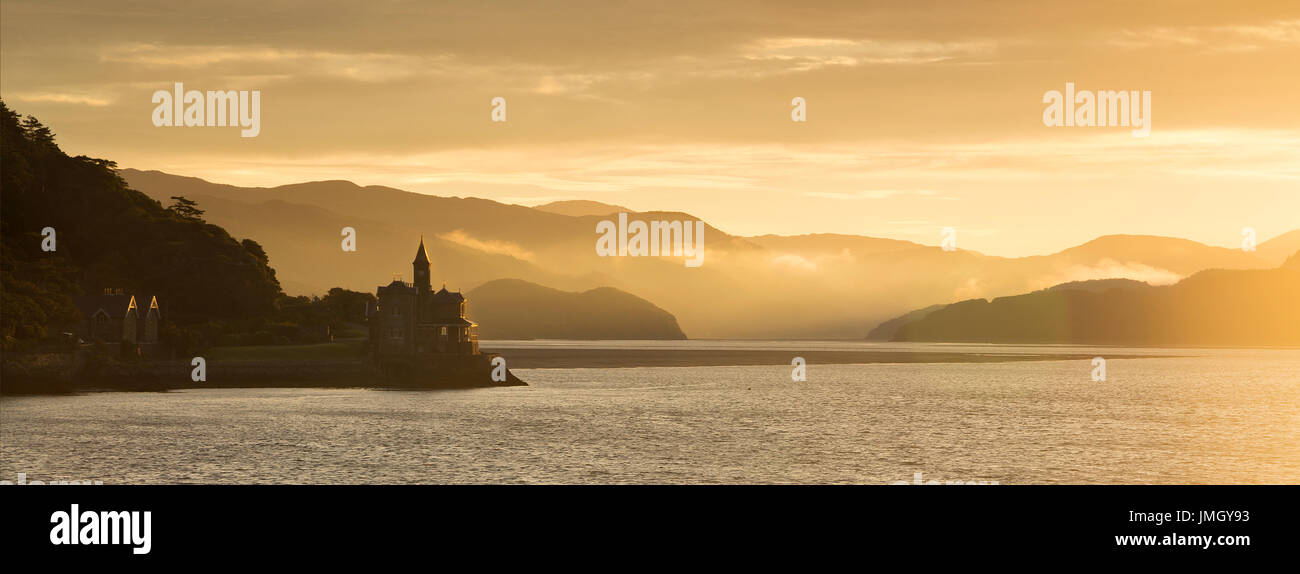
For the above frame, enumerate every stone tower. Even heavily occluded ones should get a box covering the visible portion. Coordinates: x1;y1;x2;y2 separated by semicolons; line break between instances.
412;235;431;292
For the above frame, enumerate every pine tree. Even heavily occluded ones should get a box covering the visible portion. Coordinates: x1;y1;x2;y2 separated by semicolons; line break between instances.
167;196;205;221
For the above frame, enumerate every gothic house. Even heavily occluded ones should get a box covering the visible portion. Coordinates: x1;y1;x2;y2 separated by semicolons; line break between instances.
369;238;480;366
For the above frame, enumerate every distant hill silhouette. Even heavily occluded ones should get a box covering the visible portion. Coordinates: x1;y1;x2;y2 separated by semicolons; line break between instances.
1284;250;1300;270
887;258;1300;346
120;168;1297;339
1258;229;1300;264
533;200;631;217
869;279;1152;340
865;304;946;341
1045;278;1150;293
467;279;686;340
1050;235;1262;275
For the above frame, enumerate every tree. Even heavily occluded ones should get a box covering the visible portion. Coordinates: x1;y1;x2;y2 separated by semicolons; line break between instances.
167;196;205;221
1;101;284;348
20;115;55;149
242;239;269;264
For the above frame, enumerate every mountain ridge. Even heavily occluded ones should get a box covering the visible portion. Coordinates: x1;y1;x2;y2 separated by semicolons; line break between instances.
120;168;1296;339
884;258;1300;347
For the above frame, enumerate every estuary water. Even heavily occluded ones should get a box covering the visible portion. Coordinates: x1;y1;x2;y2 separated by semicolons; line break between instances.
2;342;1297;484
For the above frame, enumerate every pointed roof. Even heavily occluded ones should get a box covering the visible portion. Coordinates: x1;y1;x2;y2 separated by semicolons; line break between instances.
433;286;465;302
413;235;430;265
74;294;136;318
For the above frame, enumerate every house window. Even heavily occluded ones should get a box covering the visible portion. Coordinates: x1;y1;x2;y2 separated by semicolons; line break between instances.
93;313;109;337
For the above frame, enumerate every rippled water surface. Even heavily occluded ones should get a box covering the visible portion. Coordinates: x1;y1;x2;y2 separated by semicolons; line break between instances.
3;344;1297;484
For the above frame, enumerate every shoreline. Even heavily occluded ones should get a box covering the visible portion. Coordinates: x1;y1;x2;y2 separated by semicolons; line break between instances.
0;355;525;396
1;346;1169;396
481;347;1164;369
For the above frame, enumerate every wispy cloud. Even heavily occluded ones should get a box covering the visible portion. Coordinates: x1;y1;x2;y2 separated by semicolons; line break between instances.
1109;19;1300;51
742;37;996;71
804;189;956;200
98;43;448;82
1042;260;1182;287
768;249;856;272
127;129;1300;197
9;91;113;106
437;230;536;262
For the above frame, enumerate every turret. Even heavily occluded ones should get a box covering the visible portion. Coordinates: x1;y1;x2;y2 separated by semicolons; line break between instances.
412;236;431;291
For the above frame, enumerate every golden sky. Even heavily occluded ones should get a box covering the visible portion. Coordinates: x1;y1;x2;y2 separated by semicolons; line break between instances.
3;0;1298;256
